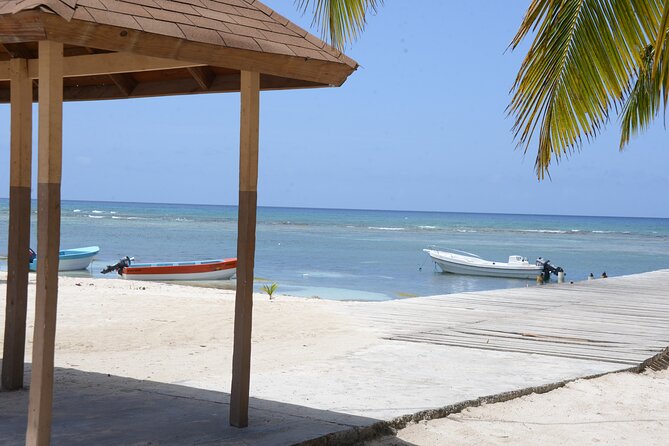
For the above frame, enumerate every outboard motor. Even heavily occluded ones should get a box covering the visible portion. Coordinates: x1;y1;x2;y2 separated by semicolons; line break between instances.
101;256;133;276
536;258;564;282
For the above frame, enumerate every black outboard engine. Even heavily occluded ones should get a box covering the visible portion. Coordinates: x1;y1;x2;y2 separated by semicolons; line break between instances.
536;258;564;282
101;256;133;276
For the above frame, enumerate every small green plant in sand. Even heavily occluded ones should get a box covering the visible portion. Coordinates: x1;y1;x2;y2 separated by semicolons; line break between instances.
262;283;278;300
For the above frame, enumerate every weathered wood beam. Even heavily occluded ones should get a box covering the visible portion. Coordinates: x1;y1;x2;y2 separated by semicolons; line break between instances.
80;46;139;96
80;45;135;97
0;51;206;81
230;70;260;428
1;58;32;391
57;52;205;77
0;73;324;103
0;42;35;59
62;77;201;101
26;40;64;446
187;66;215;90
109;73;137;96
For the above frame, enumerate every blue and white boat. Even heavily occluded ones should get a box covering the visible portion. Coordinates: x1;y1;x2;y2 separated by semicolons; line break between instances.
29;246;100;271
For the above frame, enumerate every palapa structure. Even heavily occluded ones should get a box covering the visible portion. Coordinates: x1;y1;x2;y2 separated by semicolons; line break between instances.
0;0;356;443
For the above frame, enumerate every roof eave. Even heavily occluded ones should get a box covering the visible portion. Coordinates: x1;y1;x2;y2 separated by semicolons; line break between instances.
0;10;357;87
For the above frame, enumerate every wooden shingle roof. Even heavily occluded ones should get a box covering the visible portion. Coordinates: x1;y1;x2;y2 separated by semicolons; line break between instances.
0;0;357;101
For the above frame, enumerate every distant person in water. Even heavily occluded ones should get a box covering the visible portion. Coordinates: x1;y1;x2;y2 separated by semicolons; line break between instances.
601;272;608;278
588;273;594;280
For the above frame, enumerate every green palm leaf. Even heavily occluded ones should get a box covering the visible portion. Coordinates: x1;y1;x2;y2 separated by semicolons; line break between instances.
653;3;669;101
509;0;662;179
620;45;663;147
296;0;382;50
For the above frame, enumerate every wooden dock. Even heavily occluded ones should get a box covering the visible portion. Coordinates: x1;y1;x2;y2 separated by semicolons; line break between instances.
355;269;669;366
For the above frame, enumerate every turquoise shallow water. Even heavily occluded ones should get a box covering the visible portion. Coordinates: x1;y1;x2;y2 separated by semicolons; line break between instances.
1;199;668;300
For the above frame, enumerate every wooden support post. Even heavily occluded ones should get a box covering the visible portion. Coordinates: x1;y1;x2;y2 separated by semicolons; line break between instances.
1;58;33;391
26;40;63;446
230;70;260;428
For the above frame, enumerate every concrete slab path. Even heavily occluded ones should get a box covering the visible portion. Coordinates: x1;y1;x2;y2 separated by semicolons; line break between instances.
1;270;668;445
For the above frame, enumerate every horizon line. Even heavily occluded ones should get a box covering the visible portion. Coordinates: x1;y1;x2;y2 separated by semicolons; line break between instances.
0;196;666;220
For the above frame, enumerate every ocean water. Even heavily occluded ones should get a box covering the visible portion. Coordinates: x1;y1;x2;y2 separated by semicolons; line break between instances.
0;199;668;301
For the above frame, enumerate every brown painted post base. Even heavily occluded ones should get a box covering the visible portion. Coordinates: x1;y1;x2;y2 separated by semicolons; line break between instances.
26;182;61;446
2;57;33;391
230;190;258;428
2;185;32;390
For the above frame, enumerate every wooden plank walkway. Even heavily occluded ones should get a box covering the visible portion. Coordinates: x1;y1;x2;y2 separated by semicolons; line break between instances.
354;270;669;366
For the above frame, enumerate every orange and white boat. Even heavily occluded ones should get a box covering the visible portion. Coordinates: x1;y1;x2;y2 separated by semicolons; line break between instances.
102;256;236;280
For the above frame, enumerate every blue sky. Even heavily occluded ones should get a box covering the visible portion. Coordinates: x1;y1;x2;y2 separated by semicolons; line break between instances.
0;1;667;218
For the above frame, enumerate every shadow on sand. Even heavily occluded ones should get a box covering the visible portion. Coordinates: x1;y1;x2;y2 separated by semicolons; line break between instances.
0;362;419;446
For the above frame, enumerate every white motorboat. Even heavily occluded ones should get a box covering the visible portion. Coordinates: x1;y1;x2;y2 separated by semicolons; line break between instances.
423;248;561;280
29;246;99;272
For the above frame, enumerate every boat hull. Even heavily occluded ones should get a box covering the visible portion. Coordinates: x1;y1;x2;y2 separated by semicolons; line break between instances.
425;249;543;280
29;246;99;272
121;259;236;281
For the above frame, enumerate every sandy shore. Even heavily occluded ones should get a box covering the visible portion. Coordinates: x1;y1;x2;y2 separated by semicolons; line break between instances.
370;369;669;445
1;271;669;445
0;272;377;390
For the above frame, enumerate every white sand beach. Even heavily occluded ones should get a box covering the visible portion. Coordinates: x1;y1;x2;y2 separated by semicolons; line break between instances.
0;272;378;392
370;369;669;445
1;270;669;445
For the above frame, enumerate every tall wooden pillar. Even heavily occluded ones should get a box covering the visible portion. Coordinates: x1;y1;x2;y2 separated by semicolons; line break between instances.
230;70;260;428
26;40;63;446
2;58;33;391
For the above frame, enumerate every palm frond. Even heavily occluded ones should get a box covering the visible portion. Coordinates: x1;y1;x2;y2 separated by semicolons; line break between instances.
620;45;663;148
296;0;382;50
653;3;669;105
509;0;663;179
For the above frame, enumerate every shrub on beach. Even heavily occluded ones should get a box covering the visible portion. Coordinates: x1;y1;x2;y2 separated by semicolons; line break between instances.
262;283;278;300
